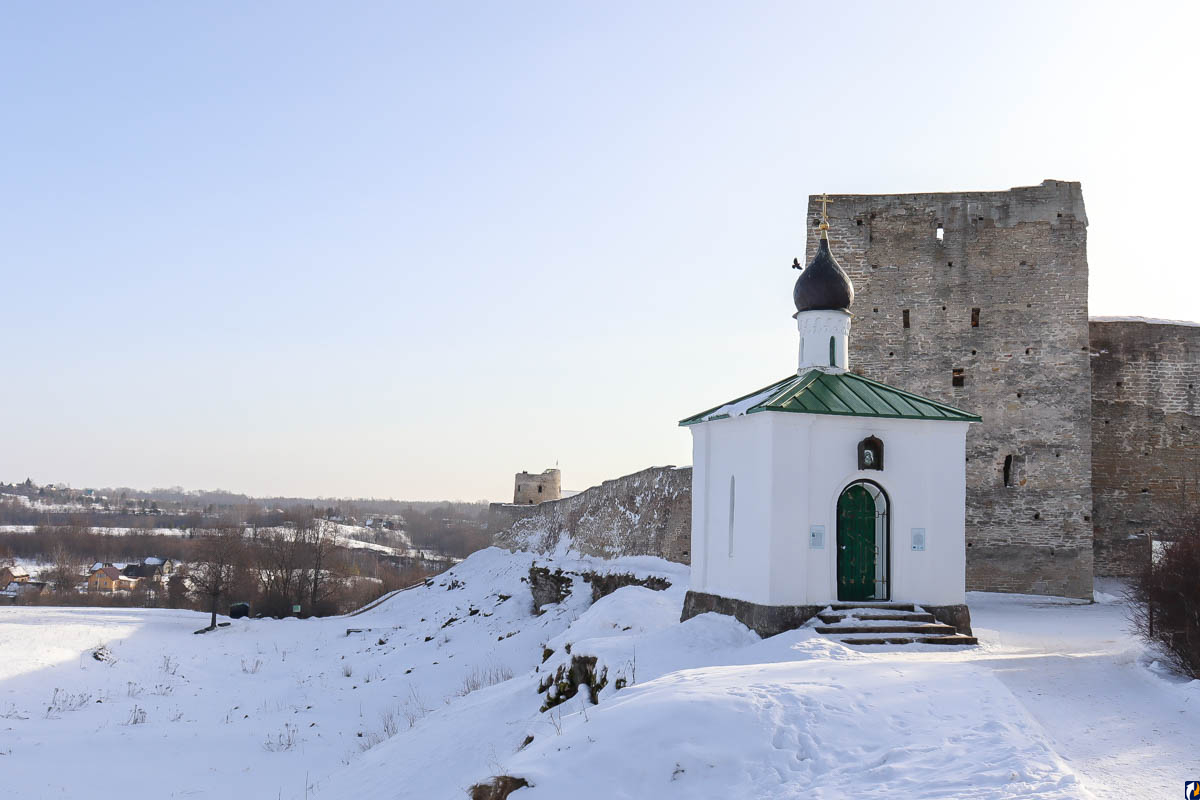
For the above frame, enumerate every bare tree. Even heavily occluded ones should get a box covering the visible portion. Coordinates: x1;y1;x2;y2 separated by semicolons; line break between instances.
190;524;244;630
45;543;83;593
307;518;340;614
250;518;306;617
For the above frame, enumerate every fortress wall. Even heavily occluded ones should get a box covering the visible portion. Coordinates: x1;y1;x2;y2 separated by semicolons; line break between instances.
490;466;691;564
1090;318;1200;575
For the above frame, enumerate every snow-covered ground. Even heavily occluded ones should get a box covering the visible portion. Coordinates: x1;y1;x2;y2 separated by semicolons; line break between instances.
0;548;1194;799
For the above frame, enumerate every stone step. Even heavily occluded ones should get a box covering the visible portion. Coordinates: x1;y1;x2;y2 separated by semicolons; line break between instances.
918;634;978;646
828;602;917;612
839;633;977;646
815;623;956;636
817;612;935;624
838;635;920;645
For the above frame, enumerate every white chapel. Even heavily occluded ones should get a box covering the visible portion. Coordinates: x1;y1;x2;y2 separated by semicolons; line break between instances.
679;199;980;642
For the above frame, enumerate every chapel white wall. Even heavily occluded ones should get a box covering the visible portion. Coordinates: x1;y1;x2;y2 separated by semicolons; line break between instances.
688;413;774;605
691;411;970;608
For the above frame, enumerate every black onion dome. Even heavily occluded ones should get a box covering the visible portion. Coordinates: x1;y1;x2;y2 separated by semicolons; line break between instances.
792;236;854;313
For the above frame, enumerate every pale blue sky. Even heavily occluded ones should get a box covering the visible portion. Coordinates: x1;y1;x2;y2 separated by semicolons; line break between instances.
2;1;1196;501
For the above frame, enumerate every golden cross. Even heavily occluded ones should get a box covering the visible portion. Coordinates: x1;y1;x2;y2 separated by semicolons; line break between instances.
818;193;833;228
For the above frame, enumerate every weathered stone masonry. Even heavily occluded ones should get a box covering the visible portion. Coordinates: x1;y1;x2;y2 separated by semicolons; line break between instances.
807;181;1094;598
1090;318;1200;575
489;466;692;564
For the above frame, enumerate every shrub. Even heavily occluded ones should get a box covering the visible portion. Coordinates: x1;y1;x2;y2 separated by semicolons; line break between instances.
456;662;515;697
1130;532;1200;678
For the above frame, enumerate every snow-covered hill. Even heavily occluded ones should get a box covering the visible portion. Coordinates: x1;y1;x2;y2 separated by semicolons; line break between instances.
0;548;1196;799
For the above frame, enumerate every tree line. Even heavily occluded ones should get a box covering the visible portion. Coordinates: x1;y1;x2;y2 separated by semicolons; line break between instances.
0;513;442;618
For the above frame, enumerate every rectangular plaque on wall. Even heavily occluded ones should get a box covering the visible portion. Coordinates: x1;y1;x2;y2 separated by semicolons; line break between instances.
911;528;926;551
809;525;825;549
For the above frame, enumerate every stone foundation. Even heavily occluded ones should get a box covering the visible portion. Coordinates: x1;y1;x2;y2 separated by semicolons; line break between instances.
682;590;973;638
680;590;822;638
922;604;973;636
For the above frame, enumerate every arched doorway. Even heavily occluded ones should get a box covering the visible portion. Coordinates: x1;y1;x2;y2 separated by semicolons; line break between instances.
836;481;889;601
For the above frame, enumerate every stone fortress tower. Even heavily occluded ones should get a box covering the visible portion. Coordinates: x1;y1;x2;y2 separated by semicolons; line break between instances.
513;468;562;505
808;180;1200;597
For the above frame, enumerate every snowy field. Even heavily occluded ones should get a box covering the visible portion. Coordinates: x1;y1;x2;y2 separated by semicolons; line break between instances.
1;548;1196;799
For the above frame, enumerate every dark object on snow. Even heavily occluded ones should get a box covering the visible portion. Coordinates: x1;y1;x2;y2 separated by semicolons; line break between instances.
229;602;250;619
92;646;113;662
469;776;530;800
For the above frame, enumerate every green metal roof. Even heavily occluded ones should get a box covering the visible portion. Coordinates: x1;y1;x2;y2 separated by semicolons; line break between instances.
679;369;982;426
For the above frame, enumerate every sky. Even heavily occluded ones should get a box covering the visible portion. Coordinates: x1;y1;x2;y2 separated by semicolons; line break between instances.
2;1;1197;502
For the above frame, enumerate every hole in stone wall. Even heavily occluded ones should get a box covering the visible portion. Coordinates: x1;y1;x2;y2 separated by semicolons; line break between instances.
942;305;947;311
1016;392;1023;398
889;352;894;357
1026;348;1032;355
1003;454;1026;488
1116;382;1123;388
856;219;863;226
813;218;820;227
948;261;953;267
952;369;965;388
1027;303;1032;308
1020;260;1027;266
1033;512;1041;520
902;309;910;328
1084;515;1090;522
873;308;879;313
971;349;977;355
936;224;944;241
1141;488;1149;493
871;264;879;270
971;308;980;328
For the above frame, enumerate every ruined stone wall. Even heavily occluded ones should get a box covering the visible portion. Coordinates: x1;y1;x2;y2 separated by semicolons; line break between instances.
1090;318;1200;575
513;469;561;505
490;466;691;564
807;180;1093;597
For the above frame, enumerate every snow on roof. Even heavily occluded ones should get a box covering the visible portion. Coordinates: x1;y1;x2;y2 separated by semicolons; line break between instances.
143;557;164;565
1090;315;1200;328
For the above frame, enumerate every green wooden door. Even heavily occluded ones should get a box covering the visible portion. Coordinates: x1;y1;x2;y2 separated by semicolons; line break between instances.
837;485;876;601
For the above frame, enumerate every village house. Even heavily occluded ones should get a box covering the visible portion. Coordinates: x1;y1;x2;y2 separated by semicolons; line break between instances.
0;565;30;585
87;564;141;593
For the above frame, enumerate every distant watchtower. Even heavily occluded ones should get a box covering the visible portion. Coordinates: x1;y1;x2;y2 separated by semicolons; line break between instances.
514;469;562;505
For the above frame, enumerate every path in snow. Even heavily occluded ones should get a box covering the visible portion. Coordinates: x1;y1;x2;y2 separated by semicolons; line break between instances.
968;592;1200;800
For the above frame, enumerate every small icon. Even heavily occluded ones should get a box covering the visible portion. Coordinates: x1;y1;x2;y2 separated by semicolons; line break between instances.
1186;781;1200;799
